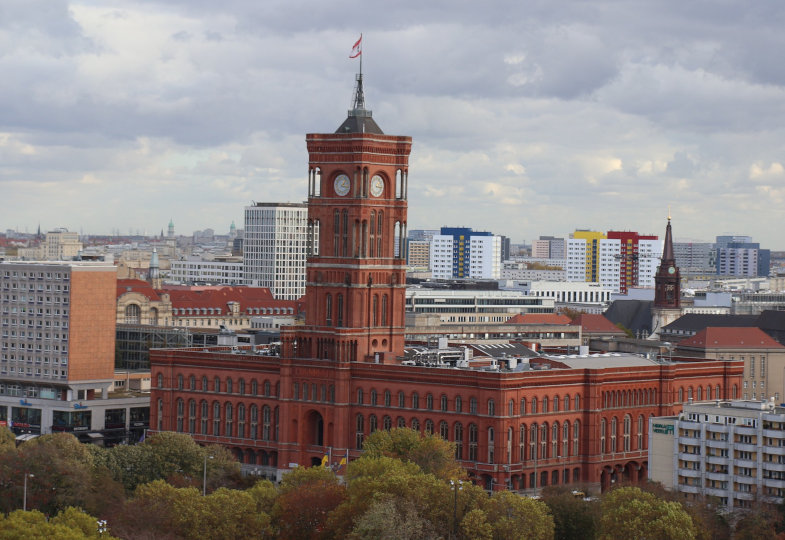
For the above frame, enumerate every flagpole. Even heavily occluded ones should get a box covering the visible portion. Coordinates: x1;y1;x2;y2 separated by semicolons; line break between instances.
359;33;363;78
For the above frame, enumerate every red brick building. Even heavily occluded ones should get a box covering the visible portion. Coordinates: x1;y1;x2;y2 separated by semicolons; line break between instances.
150;74;742;492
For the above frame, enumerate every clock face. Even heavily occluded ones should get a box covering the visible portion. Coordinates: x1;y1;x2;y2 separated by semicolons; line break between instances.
668;266;676;275
370;175;385;197
334;174;351;196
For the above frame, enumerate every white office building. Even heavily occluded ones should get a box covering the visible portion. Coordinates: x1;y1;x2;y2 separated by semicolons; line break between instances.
243;203;309;300
170;256;243;285
649;399;785;510
430;229;501;280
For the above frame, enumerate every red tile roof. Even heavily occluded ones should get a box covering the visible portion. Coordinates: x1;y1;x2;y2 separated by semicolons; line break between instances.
117;279;162;301
506;313;573;325
571;314;627;335
677;327;785;349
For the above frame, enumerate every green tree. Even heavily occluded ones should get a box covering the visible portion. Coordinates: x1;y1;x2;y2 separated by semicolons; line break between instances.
348;495;437;540
361;427;464;481
50;506;118;539
541;486;600;540
0;425;15;453
483;490;555;540
328;456;451;537
599;487;696;540
272;466;346;540
247;478;278;515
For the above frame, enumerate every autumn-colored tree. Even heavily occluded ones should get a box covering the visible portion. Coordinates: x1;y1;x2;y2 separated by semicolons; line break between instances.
459;508;493;540
247;478;278;515
483;490;555;540
599;487;696;540
272;466;346;540
361;427;464;481
0;508;119;540
733;507;778;540
541;486;600;540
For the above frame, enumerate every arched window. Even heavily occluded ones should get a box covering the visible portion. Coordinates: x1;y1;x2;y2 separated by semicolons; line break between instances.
251;379;258;396
357;388;364;405
397;416;406;428
520;398;527;415
200;401;208;434
372;294;378;326
455;395;463;413
637;415;644;449
189;375;196;391
214;377;220;393
470;397;477;414
508;399;515;416
441;395;448;412
562;421;570;457
540;423;548;459
411;418;420;431
611;417;618;452
519;424;527;461
125;304;141;324
487;399;495;416
426;394;434;410
262;406;271;440
371;389;378;406
188;400;196;434
264;380;271;396
325;294;333;325
157;373;163;389
552;422;559;457
468;424;478;461
398;391;405;408
573;420;580;455
356;414;364;449
250;405;258;439
369;414;378;433
202;376;208;391
425;419;434;435
574;394;580;410
487;427;495;464
678;388;684;403
600;418;607;454
383;415;392;430
237;403;245;438
176;399;184;432
412;392;420;409
226;378;233;394
336;294;344;327
542;396;549;413
225;402;233;437
455;423;464;460
384;390;391;407
212;401;221;436
563;395;570;411
531;397;538;414
381;294;388;325
440;420;449;439
239;379;246;395
623;415;631;451
553;395;559;413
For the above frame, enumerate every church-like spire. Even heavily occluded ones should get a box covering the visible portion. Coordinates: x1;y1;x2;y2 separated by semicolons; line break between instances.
662;216;675;263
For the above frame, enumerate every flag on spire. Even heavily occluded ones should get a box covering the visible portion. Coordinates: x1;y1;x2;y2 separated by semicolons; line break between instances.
350;35;362;58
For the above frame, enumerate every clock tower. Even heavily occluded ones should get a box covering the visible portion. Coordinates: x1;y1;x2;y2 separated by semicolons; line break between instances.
280;72;411;363
651;216;682;338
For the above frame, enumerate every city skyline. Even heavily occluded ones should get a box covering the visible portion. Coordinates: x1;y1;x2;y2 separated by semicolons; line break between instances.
2;1;785;247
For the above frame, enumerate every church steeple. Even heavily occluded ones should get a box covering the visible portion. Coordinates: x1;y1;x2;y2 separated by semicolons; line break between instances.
654;216;680;309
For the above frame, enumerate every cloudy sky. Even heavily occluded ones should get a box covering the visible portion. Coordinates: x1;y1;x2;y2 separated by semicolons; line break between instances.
2;1;785;247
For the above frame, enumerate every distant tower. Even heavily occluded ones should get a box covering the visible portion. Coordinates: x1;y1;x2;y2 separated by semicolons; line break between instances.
167;219;175;238
229;221;237;240
651;215;682;339
149;248;162;289
280;68;411;363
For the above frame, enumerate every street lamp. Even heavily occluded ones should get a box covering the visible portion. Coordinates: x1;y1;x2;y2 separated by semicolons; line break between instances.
203;454;214;496
450;479;463;540
23;473;34;511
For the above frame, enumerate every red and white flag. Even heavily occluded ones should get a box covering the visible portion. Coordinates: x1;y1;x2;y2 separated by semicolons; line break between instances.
350;35;362;58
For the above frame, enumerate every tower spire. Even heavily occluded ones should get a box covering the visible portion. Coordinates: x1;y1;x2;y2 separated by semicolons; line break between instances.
336;34;384;135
